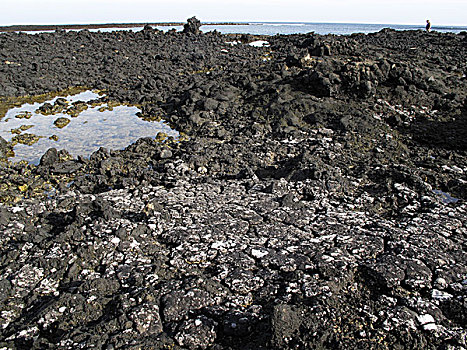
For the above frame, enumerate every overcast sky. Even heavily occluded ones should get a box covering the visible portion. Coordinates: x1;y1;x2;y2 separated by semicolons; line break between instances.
1;0;465;26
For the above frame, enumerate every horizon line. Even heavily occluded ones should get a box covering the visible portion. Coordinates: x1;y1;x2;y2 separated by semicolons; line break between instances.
1;20;466;28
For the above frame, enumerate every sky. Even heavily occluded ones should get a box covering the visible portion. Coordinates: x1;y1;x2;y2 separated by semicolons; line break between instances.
1;0;466;27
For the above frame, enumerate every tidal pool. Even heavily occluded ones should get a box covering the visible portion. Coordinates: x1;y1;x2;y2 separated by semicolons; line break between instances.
433;190;460;204
0;91;179;164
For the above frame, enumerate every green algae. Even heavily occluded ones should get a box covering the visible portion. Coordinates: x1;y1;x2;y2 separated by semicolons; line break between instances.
53;117;71;128
15;111;33;119
11;125;34;135
0;161;75;204
67;102;89;117
155;132;168;142
11;133;43;146
0;86;90;120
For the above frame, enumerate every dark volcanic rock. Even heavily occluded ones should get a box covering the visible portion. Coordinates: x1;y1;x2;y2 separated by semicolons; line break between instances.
183;16;201;34
0;136;9;159
39;147;59;166
50;160;82;174
0;25;466;350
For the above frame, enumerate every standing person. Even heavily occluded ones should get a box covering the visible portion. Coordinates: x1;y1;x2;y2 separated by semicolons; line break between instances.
426;20;431;32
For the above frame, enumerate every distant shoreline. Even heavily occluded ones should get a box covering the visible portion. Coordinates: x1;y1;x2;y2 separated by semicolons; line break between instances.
0;22;246;33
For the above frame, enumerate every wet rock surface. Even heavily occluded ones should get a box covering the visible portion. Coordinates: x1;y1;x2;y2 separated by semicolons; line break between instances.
0;22;466;349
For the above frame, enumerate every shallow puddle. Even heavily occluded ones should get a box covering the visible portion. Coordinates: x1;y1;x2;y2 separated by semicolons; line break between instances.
0;91;179;164
433;190;459;204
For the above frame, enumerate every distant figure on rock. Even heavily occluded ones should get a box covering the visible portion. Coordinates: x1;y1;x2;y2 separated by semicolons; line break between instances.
426;20;431;32
183;17;201;34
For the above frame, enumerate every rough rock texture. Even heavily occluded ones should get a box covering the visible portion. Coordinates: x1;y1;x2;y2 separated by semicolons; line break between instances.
183;17;202;35
0;21;466;349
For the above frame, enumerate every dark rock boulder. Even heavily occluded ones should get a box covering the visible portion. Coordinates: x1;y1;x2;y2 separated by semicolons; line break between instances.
51;160;83;174
300;70;338;97
0;136;9;159
183;16;201;34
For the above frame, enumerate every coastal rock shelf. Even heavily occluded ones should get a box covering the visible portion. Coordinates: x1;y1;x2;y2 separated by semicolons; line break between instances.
0;21;466;349
1;177;466;349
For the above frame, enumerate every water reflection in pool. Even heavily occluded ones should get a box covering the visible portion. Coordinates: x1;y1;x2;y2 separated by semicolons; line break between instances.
0;91;179;164
432;190;459;204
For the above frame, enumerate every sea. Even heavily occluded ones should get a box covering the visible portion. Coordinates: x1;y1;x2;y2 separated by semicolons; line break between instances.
182;22;467;35
21;22;467;36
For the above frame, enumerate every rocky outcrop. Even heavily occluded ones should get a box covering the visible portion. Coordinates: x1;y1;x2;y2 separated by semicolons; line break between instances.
183;16;201;34
0;19;466;349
